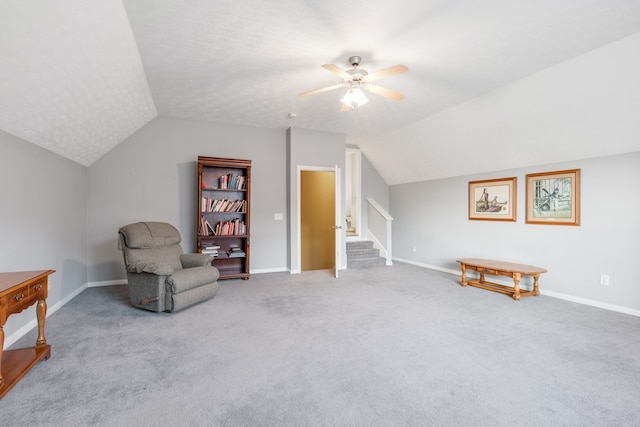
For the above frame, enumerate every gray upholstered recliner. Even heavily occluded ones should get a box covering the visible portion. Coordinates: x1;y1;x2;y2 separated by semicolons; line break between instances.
118;222;219;312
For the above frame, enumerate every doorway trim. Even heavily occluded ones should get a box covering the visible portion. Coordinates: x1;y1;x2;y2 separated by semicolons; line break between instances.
345;148;362;241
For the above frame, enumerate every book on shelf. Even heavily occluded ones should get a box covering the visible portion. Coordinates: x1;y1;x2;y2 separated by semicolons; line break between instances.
201;246;220;255
218;174;246;190
201;198;246;213
212;218;246;236
227;246;245;258
202;217;246;236
200;217;216;236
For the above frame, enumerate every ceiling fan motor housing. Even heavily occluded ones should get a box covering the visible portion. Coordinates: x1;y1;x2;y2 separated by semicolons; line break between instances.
347;56;367;80
347;68;368;80
348;56;362;67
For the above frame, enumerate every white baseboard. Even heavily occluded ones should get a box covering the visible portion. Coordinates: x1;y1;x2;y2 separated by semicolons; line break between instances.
87;270;296;286
87;269;297;286
87;279;127;287
539;290;640;317
5;282;88;348
250;267;289;274
393;257;460;275
393;257;640;317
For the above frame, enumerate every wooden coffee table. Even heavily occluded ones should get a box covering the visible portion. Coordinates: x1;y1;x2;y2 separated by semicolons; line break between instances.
456;258;546;300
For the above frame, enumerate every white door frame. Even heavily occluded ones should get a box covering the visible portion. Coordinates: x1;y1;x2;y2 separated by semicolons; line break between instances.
334;165;341;278
345;148;362;241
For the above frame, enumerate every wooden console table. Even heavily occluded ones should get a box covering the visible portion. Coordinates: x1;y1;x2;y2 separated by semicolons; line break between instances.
456;258;546;300
0;270;55;399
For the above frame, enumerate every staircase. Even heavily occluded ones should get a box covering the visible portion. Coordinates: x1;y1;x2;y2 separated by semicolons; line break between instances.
346;240;386;269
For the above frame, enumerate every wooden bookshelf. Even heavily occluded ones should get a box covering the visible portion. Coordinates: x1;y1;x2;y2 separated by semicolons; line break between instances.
197;156;251;280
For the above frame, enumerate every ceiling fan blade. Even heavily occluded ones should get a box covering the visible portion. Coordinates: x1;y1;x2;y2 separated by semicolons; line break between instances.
366;84;405;101
363;64;408;82
322;64;352;79
299;83;344;97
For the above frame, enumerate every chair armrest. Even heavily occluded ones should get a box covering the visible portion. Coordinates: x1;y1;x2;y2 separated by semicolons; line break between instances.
181;253;213;268
127;261;174;276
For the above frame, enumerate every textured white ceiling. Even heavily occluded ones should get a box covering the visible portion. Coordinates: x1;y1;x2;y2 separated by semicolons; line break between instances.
0;1;157;166
1;0;640;179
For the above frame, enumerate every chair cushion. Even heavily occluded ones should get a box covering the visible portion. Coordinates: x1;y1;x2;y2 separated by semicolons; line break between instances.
166;266;220;293
119;222;181;248
181;253;214;268
124;245;183;274
128;261;175;276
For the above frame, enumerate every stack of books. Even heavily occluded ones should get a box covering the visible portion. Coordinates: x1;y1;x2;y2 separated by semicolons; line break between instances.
201;244;220;257
227;247;245;258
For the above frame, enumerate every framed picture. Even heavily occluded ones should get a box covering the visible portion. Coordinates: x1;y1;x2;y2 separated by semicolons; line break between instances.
526;169;580;225
468;177;517;221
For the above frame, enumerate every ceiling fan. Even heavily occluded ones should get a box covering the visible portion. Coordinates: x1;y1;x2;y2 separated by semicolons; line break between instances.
299;56;408;111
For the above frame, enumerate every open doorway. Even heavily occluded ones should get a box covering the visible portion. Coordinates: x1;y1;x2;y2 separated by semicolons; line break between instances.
345;148;362;240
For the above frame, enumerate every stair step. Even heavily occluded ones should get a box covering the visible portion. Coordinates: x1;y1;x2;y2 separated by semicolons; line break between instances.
346;248;380;259
346;240;374;250
347;257;386;268
346;240;387;269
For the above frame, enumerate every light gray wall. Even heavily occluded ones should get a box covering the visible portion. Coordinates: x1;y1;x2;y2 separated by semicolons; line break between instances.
87;116;287;282
0;130;87;345
361;149;389;228
390;151;640;313
287;127;346;272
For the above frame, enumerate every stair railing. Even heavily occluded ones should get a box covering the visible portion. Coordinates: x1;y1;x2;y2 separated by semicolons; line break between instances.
366;197;393;266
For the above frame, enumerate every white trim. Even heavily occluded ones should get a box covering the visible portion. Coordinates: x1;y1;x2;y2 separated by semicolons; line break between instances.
366;197;393;221
87;279;127;287
393;257;640;317
334;164;342;278
345;148;362;240
540;290;640;317
4;282;88;348
91;269;294;281
250;267;289;274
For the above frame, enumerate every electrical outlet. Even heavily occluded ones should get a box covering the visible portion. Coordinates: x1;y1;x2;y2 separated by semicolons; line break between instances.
412;245;417;253
274;213;283;220
600;274;610;286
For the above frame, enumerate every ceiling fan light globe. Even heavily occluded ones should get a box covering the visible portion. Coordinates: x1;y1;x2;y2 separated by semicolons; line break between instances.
340;90;354;105
351;87;368;105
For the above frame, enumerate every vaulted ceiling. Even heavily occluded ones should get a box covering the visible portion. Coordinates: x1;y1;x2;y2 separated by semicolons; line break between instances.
2;1;640;183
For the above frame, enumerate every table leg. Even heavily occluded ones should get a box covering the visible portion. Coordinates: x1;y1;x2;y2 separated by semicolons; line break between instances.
533;274;541;296
512;272;521;300
35;298;47;348
0;326;4;387
460;263;467;286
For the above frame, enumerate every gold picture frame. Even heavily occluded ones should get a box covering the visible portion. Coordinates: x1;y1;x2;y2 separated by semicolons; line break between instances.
468;177;517;221
526;169;580;225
